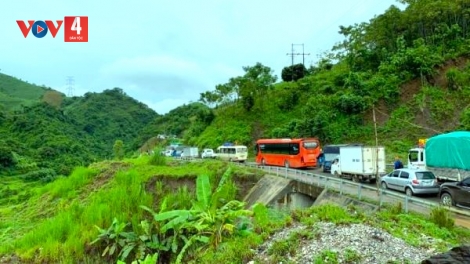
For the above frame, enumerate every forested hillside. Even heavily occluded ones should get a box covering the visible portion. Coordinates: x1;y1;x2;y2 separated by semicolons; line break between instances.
0;85;158;178
0;73;50;111
164;0;470;155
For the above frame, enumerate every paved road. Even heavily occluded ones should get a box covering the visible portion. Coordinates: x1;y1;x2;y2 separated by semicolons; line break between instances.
244;162;470;228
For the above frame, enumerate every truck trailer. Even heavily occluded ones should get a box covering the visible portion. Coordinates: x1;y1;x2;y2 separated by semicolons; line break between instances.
407;131;470;182
182;147;199;159
330;145;386;183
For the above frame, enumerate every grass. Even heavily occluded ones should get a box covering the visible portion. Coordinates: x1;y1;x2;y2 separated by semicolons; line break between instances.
0;156;262;263
1;156;470;263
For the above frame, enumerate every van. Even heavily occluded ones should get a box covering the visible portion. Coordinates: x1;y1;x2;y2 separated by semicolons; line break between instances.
216;145;248;162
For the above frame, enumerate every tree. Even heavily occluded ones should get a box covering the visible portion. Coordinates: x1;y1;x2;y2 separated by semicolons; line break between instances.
238;63;277;111
199;63;277;112
0;144;15;168
42;90;64;109
113;140;124;160
281;63;307;82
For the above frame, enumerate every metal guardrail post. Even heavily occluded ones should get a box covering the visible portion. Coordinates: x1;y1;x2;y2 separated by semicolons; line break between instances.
404;196;409;213
357;184;362;200
379;190;384;207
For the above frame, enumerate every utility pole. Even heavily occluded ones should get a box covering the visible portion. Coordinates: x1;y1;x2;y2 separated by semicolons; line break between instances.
373;105;380;196
286;43;310;67
66;76;74;97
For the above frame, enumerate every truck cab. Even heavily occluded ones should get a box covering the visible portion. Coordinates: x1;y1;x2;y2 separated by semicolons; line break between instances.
407;133;470;182
201;148;216;159
407;147;426;170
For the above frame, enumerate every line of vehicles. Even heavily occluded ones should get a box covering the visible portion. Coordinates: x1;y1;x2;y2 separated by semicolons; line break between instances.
161;143;249;162
158;131;469;209
379;131;470;210
252;131;470;210
253;138;385;183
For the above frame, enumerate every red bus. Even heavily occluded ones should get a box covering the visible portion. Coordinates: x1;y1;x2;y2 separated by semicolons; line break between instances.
255;138;321;168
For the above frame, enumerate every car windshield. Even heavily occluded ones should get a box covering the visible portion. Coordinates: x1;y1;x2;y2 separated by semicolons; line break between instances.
415;171;435;180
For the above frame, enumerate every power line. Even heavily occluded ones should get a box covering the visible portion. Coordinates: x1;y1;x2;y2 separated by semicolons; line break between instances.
66;76;74;97
286;43;310;66
373;106;443;134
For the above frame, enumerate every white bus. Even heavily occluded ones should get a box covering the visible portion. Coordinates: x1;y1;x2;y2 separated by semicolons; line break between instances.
216;145;248;162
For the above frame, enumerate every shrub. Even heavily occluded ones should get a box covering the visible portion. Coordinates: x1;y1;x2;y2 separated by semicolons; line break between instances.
21;168;57;182
148;151;166;166
430;206;454;229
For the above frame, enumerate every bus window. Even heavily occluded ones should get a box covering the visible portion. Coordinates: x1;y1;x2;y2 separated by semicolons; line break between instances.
303;142;318;149
289;143;299;155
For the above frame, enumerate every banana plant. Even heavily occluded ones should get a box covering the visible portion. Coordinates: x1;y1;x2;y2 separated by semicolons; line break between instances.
141;167;253;263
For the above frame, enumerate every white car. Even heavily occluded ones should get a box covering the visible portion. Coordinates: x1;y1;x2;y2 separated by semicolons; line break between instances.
201;149;216;159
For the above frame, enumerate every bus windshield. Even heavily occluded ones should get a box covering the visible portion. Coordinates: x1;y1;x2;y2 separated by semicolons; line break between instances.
303;141;318;149
236;147;247;153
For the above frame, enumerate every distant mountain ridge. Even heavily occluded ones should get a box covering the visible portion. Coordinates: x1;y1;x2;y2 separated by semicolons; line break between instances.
0;74;159;177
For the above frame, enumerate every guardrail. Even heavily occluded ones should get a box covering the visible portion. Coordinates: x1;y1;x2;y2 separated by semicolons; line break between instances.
238;163;470;218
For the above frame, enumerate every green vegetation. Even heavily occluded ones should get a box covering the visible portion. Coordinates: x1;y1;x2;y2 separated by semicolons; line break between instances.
0;157;265;263
0;73;49;111
0;86;157;176
3;0;470;263
1;155;469;263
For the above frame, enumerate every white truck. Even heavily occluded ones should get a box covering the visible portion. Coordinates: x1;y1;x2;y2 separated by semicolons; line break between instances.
201;148;216;159
407;131;470;182
330;145;386;183
182;147;199;159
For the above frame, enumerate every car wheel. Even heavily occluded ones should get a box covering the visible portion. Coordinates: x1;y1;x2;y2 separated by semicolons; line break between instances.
381;181;388;189
440;193;454;207
405;188;413;196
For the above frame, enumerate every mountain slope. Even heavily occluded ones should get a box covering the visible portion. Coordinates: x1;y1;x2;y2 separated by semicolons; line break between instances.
0;85;158;177
178;0;470;158
0;73;50;111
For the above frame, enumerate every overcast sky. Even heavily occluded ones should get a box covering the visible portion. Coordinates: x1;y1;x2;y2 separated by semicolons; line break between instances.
1;0;404;114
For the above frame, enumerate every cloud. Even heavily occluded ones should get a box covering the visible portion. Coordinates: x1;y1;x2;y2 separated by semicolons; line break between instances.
1;0;404;115
100;55;205;81
98;55;213;102
142;98;192;115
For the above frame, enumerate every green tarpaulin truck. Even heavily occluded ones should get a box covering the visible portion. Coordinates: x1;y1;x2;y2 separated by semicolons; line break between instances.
407;131;470;182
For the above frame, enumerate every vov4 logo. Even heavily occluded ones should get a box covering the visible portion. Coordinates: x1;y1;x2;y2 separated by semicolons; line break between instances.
16;16;88;42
